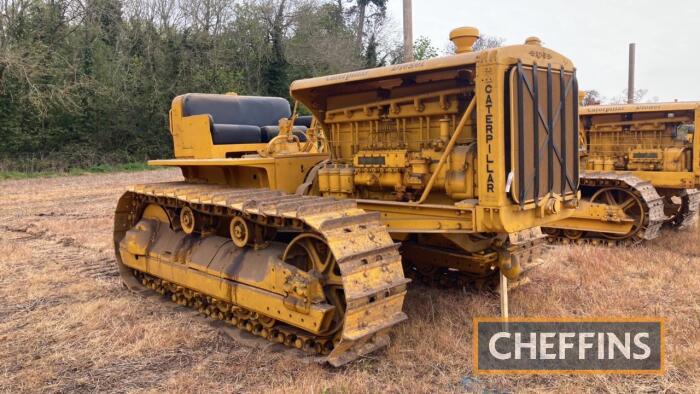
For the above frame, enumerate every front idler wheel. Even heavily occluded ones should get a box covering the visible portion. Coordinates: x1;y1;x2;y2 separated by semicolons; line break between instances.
282;233;345;337
590;187;645;240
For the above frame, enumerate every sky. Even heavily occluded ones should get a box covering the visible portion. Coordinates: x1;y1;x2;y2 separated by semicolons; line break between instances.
385;0;700;103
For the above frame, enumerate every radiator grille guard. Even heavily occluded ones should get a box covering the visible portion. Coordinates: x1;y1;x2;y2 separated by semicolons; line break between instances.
509;62;579;207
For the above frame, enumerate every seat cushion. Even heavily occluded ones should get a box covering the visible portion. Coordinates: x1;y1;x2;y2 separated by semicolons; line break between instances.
211;124;261;145
183;94;291;127
260;126;308;143
294;116;313;128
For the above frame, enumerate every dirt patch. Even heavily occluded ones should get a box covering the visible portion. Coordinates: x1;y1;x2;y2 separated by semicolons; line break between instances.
0;170;698;393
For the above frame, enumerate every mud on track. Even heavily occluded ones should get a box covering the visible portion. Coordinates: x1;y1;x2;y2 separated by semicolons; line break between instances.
0;169;698;393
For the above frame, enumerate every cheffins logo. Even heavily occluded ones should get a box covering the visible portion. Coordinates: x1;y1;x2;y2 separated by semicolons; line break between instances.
473;317;664;374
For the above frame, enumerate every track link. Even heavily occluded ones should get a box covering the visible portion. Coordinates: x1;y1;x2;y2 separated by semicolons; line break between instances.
545;173;666;246
113;182;409;366
670;189;700;229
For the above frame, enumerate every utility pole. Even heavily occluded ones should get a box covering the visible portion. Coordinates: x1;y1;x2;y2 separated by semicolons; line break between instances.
627;43;636;104
403;0;414;62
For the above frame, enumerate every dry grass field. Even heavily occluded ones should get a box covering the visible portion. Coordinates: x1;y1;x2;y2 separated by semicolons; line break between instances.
0;169;698;393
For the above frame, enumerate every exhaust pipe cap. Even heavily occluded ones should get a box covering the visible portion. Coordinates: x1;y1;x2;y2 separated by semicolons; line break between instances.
525;36;542;46
449;27;480;53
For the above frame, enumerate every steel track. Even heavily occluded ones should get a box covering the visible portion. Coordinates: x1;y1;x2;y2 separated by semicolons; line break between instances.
113;181;409;366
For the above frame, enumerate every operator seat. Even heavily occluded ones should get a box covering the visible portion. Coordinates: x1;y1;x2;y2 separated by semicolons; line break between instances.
181;94;307;144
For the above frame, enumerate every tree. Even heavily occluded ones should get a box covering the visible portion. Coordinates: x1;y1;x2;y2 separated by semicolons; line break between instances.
263;0;290;98
0;0;397;173
583;90;602;106
412;36;438;60
286;1;363;78
363;33;382;67
353;0;386;49
444;34;504;54
472;35;505;52
609;88;656;104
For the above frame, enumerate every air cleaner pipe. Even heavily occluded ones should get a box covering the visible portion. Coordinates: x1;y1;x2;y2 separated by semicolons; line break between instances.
415;96;476;204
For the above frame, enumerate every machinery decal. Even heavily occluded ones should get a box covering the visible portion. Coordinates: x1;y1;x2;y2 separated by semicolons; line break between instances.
485;83;496;193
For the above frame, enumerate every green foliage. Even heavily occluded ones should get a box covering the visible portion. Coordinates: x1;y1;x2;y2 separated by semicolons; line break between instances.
0;0;385;173
0;162;156;180
363;34;384;68
413;36;439;60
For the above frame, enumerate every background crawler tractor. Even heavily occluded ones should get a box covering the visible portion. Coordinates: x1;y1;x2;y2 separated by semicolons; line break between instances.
113;26;580;365
543;101;700;245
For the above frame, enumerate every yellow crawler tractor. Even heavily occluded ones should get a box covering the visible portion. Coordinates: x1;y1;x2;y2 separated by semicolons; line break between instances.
544;102;700;244
113;27;580;365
